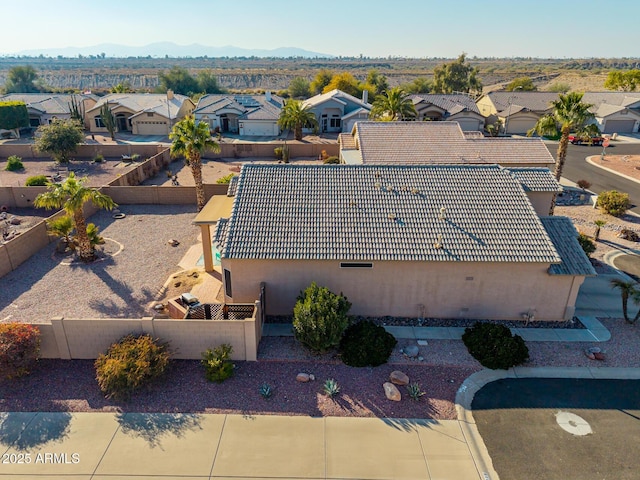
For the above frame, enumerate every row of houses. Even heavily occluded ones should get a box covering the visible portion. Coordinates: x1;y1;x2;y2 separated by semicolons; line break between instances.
194;121;594;322
3;89;639;138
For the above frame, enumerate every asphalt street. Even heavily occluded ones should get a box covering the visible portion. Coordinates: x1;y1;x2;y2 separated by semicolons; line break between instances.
545;141;640;213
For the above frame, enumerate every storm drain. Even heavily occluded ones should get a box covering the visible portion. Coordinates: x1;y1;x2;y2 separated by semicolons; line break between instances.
555;411;592;436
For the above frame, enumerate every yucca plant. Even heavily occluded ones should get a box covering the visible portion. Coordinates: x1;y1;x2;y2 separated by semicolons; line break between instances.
259;383;273;399
407;383;425;401
323;378;340;398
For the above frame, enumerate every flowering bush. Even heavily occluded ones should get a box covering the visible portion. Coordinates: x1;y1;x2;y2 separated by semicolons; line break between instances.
0;323;41;379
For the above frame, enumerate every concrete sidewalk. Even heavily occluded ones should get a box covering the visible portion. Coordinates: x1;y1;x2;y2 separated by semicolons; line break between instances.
0;412;485;479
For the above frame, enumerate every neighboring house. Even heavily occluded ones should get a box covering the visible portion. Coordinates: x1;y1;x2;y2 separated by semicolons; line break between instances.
210;164;594;320
582;92;640;134
476;92;559;135
193;92;284;136
303;89;371;133
0;93;97;129
86;91;194;136
338;121;555;170
410;94;485;131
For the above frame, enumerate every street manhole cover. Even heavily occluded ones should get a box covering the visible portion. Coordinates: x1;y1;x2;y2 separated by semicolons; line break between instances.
555;411;592;436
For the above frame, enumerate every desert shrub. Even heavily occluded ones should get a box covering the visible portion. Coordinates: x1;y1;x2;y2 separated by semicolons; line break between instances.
93;153;105;163
94;334;170;400
201;343;234;383
293;282;351;353
25;175;48;186
0;323;40;379
5;155;24;171
216;173;235;184
323;156;340;164
597;190;630;216
274;147;283;159
576;179;591;190
462;322;529;370
131;153;141;161
339;321;397;367
577;233;596;257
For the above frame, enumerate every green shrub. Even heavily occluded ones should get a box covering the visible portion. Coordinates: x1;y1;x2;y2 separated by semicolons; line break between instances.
201;344;234;383
216;173;235;184
339;321;397;367
577;233;596;257
131;153;141;161
94;334;170;400
25;175;48;186
0;323;40;379
274;147;283;159
323;378;340;397
462;322;529;370
93;153;105;163
293;282;351;353
323;156;340;164
5;155;24;171
597;190;630;216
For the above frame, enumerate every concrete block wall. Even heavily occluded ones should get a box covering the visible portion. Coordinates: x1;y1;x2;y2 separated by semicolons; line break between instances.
0;144;163;161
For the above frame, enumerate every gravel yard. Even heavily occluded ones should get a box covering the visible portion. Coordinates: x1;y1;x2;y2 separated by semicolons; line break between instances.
0;204;199;322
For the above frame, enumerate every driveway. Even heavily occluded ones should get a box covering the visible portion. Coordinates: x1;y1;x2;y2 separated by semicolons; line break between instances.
472;378;640;480
546;142;640;213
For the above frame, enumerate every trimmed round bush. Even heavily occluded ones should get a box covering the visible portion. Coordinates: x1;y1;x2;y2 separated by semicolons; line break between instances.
339;321;397;367
462;322;529;370
25;175;48;186
94;334;170;400
597;190;630;216
293;282;351;353
0;323;40;379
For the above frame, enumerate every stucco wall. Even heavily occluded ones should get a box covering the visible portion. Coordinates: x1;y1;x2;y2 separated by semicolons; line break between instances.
222;259;580;321
527;192;554;216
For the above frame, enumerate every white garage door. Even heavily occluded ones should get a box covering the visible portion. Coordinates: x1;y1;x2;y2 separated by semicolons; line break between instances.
603;119;635;134
506;118;537;135
456;119;481;131
241;121;275;136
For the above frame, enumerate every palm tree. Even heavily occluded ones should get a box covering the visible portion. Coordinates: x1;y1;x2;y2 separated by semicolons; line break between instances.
527;92;594;214
610;279;638;324
34;173;117;262
593;219;606;241
46;215;75;252
278;100;318;141
170;115;221;211
369;87;417;121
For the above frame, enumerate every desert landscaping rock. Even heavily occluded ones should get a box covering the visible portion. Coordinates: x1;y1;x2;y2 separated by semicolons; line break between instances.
383;382;402;401
403;345;419;357
296;373;310;382
389;370;409;385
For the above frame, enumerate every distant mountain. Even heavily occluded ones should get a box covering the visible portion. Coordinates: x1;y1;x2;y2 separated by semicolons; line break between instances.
12;42;333;58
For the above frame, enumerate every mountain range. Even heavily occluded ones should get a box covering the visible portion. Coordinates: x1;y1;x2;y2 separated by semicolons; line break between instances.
11;42;333;58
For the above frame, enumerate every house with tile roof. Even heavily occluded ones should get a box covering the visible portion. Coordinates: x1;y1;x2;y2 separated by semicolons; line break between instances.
582;92;640;134
339;121;555;170
0;93;97;129
410;94;485;131
302;89;372;133
194;92;284;136
86;91;194;136
209;163;594;321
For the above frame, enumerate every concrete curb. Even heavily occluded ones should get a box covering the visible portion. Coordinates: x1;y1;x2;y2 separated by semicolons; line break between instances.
455;367;640;480
585;155;640;186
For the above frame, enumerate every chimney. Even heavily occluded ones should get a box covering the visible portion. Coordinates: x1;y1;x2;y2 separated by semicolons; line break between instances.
167;89;174;101
265;90;272;102
362;90;368;104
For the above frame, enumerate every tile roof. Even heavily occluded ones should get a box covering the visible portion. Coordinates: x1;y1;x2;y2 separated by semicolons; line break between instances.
582;91;640;108
0;93;95;115
541;217;596;276
212;217;230;252
351;122;555;166
485;92;559;114
411;94;481;115
220;164;561;265
88;93;192;120
194;94;283;120
506;168;562;192
227;176;239;196
303;89;371;109
338;132;356;150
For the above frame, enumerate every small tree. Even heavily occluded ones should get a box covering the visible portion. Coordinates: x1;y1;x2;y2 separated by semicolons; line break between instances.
288;77;311;99
593;220;606;241
34;118;85;164
597;190;630;216
576;179;591;190
0;323;40;379
292;282;351;353
46;215;75;252
99;103;116;140
610;279;640;324
278;100;318;141
432;53;482;95
506;77;537;91
0;101;29;138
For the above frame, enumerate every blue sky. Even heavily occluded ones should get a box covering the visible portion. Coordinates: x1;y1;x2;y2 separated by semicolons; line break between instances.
2;0;639;57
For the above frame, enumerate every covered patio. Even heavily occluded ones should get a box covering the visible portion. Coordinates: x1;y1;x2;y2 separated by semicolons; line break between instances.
192;194;235;273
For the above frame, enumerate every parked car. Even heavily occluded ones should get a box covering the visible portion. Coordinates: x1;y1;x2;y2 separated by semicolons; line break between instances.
568;134;604;146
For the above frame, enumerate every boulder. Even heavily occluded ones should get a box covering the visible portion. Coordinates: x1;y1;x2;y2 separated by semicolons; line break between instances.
168;239;180;247
389;370;409;386
403;345;419;358
383;382;401;401
296;373;310;382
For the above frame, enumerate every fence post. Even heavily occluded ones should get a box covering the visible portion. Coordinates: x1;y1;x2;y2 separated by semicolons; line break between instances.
50;316;71;359
141;316;155;336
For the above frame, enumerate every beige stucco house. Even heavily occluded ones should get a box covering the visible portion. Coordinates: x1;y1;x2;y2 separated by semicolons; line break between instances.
86;91;194;136
410;94;485;131
582;92;640;134
303;89;372;133
209;164;594;321
0;93;97;130
338;121;556;170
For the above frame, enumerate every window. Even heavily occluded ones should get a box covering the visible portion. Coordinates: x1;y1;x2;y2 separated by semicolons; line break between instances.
340;262;373;268
94;116;105;128
146;112;154;117
330;116;341;128
224;269;232;297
